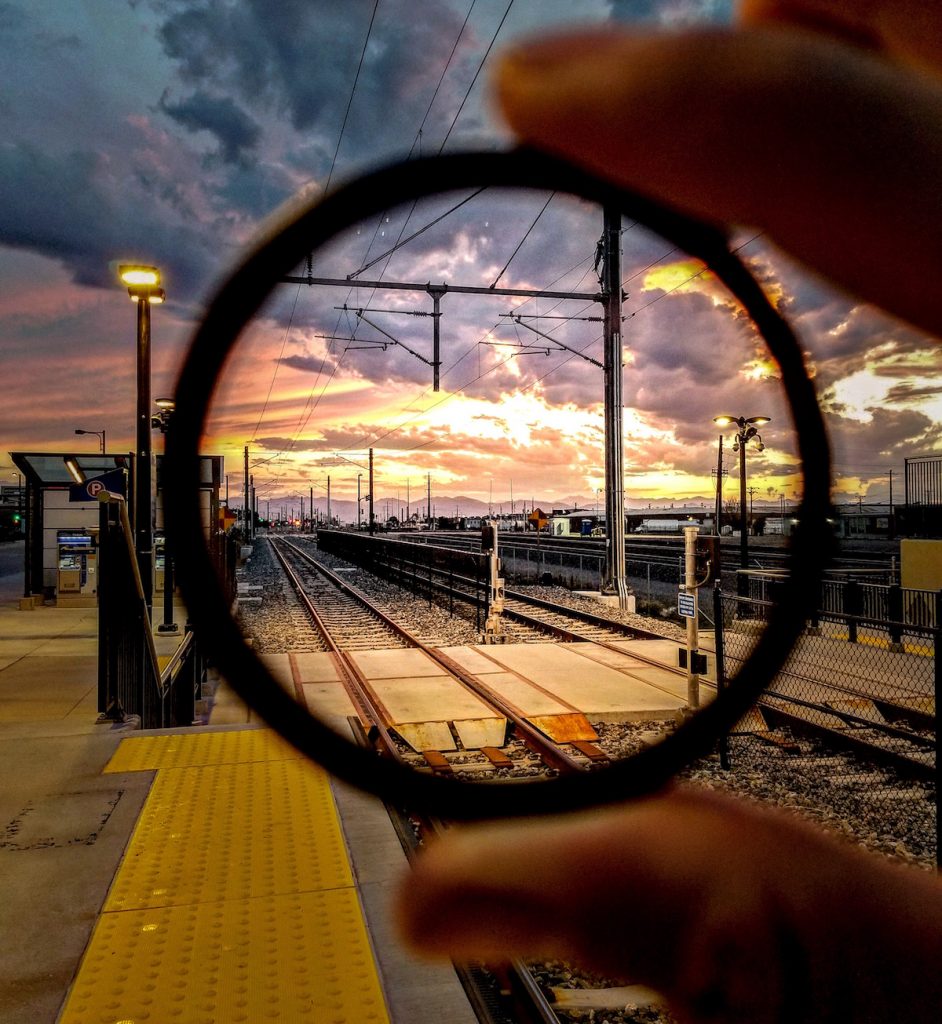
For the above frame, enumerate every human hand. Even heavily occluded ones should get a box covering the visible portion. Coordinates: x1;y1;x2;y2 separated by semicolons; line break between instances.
395;787;942;1023
493;0;942;338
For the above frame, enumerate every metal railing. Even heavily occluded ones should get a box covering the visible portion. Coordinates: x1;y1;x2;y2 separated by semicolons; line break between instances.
97;493;201;728
315;530;491;629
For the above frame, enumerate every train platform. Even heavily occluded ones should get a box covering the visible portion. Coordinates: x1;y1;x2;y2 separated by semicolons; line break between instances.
0;543;712;1024
0;568;476;1024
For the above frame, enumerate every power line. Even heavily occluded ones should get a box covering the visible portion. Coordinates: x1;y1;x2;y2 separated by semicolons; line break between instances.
324;0;382;195
272;2;494;461
439;0;515;152
409;0;478;158
250;1;382;460
490;192;554;288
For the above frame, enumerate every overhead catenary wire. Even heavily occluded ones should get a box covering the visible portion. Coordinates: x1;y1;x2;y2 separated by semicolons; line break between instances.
267;1;509;467
344;233;768;456
489;191;555;288
249;0;382;462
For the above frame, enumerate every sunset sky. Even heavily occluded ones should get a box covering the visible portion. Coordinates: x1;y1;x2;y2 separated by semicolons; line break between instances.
2;0;940;512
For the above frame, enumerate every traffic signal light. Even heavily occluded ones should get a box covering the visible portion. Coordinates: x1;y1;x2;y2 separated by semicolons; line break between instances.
694;534;721;587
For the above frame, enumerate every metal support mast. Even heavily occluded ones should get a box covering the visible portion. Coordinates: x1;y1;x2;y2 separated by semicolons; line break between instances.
368;448;375;536
135;297;153;615
243;445;249;540
429;287;444;391
600;206;629;607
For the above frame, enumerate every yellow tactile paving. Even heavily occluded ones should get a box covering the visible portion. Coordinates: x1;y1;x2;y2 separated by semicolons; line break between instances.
59;889;389;1024
106;758;354;911
61;730;391;1024
103;727;299;772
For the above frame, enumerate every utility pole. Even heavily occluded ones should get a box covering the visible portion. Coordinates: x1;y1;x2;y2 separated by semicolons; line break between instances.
427;473;431;529
368;448;375;535
309;486;313;533
243;445;249;539
600;205;629;607
714;435;724;534
327;475;331;528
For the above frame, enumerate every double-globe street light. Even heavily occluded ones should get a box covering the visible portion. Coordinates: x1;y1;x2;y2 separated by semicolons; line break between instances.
713;414;770;595
119;264;165;616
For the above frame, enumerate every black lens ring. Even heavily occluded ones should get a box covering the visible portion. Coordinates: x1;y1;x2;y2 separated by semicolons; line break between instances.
166;148;832;820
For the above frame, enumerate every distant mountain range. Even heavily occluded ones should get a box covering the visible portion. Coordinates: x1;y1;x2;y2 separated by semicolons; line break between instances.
255;492;739;523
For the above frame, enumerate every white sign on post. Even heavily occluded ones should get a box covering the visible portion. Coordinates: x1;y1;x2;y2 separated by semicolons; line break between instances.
677;592;697;618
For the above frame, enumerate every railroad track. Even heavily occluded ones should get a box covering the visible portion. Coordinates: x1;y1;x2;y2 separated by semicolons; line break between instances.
269;537;597;777
304;531;936;783
502;588;664;643
272;537;411;651
262;534;934;1021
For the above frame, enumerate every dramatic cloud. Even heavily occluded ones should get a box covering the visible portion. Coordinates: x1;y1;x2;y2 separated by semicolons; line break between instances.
159;90;261;164
0;0;937;508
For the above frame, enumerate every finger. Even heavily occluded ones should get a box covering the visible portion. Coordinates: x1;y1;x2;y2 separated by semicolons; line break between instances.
399;793;808;1019
494;27;942;339
740;1;942;74
396;789;942;1024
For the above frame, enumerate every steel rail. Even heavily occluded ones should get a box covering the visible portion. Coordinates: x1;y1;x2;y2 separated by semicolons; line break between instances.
276;538;584;773
268;538;406;762
759;702;935;781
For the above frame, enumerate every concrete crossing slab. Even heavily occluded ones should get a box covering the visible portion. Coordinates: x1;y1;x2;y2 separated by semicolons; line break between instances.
293;651;343;683
369;674;499;724
350;648;443;678
466;643;686;719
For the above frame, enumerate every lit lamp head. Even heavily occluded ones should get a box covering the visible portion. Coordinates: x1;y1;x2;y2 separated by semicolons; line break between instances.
714;414;770;453
151;397;176;433
118;264;165;303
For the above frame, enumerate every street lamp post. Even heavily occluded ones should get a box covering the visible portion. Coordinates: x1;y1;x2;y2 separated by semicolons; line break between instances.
713;414;770;596
119;264;165;618
357;474;362;529
74;428;106;453
151;398;178;634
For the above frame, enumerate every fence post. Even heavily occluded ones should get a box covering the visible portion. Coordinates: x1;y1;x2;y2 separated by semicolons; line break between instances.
712;582;730;770
887;584;904;651
482;560;489;634
846;579;860;643
935;623;941;870
806;576;821;635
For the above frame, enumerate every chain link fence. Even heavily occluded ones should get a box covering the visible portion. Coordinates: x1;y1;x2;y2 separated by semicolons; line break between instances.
711;579;939;866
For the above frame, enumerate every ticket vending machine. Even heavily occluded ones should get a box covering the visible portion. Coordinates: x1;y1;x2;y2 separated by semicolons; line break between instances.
57;531;98;606
154;536;166;595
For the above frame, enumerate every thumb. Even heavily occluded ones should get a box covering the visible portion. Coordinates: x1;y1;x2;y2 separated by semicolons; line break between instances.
493;26;942;339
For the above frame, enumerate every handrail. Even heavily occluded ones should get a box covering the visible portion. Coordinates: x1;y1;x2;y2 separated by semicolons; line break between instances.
100;491;162;674
98;490;199;727
160;629;195;684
